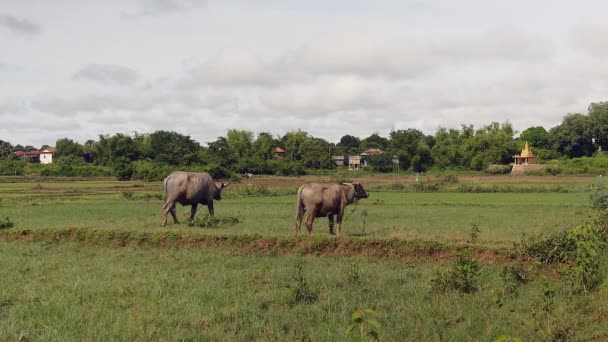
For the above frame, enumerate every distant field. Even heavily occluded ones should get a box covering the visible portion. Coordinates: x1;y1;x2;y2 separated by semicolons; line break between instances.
1;174;606;340
0;175;592;247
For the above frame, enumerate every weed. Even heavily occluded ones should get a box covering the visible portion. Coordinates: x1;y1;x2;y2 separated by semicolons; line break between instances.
468;224;480;245
346;262;363;285
0;217;14;230
430;248;481;293
345;308;381;341
187;215;240;228
287;263;319;305
121;191;134;200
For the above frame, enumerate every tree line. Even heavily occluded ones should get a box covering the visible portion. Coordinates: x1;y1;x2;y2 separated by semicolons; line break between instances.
1;101;607;179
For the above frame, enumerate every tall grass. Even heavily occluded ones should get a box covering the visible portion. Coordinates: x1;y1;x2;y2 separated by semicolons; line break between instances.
0;242;606;340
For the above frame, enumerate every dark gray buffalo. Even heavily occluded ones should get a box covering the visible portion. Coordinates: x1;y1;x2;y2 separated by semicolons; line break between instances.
162;171;229;226
295;183;368;236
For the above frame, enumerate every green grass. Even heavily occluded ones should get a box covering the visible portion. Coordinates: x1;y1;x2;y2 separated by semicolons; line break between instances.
1;176;606;340
0;187;587;247
0;242;606;341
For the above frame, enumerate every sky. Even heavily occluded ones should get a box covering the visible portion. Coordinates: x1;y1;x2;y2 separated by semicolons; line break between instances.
1;0;608;147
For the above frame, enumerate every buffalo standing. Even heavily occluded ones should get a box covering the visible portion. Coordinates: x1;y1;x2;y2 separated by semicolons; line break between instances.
295;183;368;236
162;171;229;226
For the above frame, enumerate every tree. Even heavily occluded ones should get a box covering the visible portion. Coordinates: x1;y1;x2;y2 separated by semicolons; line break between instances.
301;138;334;169
147;130;201;165
0;140;12;158
360;133;388;150
90;133;141;166
461;122;518;170
252;132;277;160
550;114;594;158
226;129;254;159
281;130;310;160
207;136;237;167
337;135;361;154
389;129;425;156
519;126;550;149
432;127;465;168
55;138;83;159
588;102;608;151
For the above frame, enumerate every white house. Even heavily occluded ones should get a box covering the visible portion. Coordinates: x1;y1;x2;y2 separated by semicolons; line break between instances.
39;147;55;164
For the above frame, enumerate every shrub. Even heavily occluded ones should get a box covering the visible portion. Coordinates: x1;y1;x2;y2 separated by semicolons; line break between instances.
0;216;14;230
346;261;363;285
287;263;319;305
430;248;481;293
121;191;134;200
187;215;240;228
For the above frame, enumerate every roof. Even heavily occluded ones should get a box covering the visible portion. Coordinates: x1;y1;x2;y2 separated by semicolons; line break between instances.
515;142;535;158
274;147;286;153
361;148;384;155
40;147;56;153
15;151;40;156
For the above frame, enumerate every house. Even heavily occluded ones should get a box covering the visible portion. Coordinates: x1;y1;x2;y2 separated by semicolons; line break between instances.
332;155;346;167
348;155;361;170
15;150;41;163
14;146;55;164
40;147;56;164
274;147;286;158
348;149;384;170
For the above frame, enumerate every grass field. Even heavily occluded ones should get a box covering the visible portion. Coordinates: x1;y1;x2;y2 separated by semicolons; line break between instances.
0;174;607;340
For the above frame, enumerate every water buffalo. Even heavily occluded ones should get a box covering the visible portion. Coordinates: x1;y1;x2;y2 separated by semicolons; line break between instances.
295;183;368;236
162;171;229;226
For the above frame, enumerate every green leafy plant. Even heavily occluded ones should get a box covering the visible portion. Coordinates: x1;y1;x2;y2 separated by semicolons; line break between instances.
346;308;381;341
0;216;14;230
469;224;480;245
287;263;319;305
346;262;363;285
187;215;240;228
430;248;481;294
121;191;134;200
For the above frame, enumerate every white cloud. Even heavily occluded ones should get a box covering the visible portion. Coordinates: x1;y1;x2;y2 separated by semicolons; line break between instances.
291;32;434;79
121;0;207;18
74;64;141;85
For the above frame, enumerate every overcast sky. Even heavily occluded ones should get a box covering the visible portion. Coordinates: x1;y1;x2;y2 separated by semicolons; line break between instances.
1;0;608;147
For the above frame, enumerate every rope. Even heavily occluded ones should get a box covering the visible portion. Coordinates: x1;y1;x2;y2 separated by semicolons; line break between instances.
343;198;360;222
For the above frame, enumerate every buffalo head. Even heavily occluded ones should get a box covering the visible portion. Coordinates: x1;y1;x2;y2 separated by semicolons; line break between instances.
353;183;368;199
213;182;230;200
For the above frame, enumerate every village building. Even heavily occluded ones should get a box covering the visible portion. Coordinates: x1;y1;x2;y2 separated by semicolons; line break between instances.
273;147;286;158
348;149;384;170
511;142;545;174
332;155;346;167
40;147;56;164
14;147;55;164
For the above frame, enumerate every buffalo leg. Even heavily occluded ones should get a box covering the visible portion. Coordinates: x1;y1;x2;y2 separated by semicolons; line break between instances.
305;211;316;235
335;212;343;236
207;202;214;216
295;210;304;235
189;204;198;221
328;214;335;235
162;200;178;226
170;204;179;224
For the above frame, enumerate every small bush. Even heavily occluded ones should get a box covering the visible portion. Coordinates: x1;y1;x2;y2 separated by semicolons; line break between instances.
288;263;319;305
0;217;14;230
430;249;481;294
121;191;134;200
346;261;363;285
499;264;529;296
187;215;240;228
